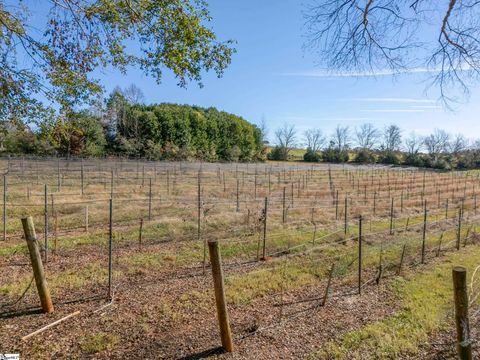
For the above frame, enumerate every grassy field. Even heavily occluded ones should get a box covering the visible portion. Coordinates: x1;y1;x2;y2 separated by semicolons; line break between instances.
1;157;480;359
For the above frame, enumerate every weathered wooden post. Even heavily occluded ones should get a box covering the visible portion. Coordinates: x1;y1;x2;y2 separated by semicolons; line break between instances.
282;187;286;224
208;240;234;352
21;216;54;313
452;266;472;360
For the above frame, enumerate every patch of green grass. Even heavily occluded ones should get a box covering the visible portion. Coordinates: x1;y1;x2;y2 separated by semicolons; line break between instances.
0;262;114;297
79;332;119;354
225;257;323;305
123;251;180;273
0;243;27;256
308;246;480;359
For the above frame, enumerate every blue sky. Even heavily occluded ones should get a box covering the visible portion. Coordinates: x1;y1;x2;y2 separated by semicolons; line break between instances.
26;0;480;144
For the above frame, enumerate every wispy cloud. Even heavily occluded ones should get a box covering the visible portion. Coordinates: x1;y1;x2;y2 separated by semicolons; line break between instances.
352;97;436;104
411;105;441;109
280;116;371;122
360;109;426;113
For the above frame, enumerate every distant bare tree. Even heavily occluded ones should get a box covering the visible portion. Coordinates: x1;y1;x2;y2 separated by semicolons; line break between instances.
331;125;350;151
304;1;480;103
275;124;297;159
449;133;468;155
304;128;326;152
404;132;423;155
424;129;450;156
259;116;269;144
382;125;402;152
123;84;145;105
355;123;379;150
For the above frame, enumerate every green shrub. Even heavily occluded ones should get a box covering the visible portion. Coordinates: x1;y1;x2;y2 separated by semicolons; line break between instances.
303;148;321;162
380;151;400;165
354;149;375;163
268;146;287;161
322;148;349;163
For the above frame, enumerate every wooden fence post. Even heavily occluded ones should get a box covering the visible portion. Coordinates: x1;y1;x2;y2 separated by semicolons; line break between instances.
21;216;54;313
208;240;234;352
452;266;472;360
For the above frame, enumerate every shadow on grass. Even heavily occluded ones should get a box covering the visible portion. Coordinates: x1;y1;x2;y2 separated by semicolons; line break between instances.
0;305;43;319
178;346;226;359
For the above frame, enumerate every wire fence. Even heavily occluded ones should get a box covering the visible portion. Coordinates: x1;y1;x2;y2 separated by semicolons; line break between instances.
2;157;480;357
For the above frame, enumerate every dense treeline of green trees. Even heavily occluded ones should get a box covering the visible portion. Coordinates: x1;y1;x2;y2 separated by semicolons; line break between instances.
0;87;265;162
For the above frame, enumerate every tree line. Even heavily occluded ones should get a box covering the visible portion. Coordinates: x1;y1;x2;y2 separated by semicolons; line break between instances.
0;86;265;162
269;123;480;170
